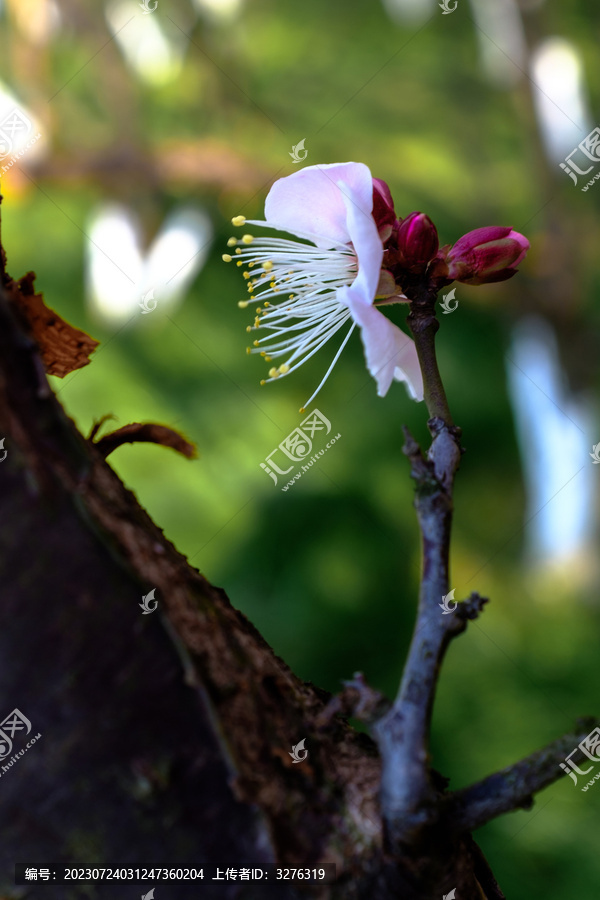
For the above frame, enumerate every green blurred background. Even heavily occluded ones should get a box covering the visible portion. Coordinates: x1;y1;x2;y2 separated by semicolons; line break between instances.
1;0;600;895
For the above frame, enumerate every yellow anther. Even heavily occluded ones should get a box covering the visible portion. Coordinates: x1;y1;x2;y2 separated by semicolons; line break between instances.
222;254;232;262
265;356;272;362
260;379;266;386
260;351;266;357
243;271;250;279
235;248;242;254
264;301;270;307
236;261;243;267
246;325;252;332
263;260;273;271
247;283;254;292
248;262;255;268
269;282;276;289
254;317;260;327
299;407;306;414
227;237;237;247
289;295;294;300
242;234;254;244
238;300;249;309
256;307;262;313
279;364;290;374
268;367;279;378
253;340;260;346
232;215;246;227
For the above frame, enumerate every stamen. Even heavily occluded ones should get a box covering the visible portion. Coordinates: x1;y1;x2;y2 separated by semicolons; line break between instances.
300;322;356;409
229;228;362;404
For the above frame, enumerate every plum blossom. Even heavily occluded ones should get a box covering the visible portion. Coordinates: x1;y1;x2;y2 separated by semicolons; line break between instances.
224;162;423;410
224;162;530;410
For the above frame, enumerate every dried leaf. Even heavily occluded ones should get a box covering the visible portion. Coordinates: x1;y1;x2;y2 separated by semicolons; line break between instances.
93;422;197;460
4;271;99;377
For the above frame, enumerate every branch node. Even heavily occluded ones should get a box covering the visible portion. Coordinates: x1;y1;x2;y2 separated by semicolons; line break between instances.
401;426;436;486
315;672;391;729
427;419;463;490
457;592;489;622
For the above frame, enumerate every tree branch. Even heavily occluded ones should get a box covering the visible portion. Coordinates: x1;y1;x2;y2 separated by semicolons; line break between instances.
373;293;466;847
407;310;453;426
446;718;600;832
371;287;596;869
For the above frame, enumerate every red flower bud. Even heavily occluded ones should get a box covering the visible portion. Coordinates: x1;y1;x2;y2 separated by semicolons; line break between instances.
445;226;529;285
372;177;396;241
395;212;439;272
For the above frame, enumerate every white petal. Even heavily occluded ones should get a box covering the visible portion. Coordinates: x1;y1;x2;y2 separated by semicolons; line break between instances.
338;178;383;303
340;289;424;401
264;162;374;249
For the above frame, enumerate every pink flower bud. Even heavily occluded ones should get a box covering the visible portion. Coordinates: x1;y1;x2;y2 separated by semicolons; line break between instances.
372;177;396;241
446;226;529;285
395;212;439;272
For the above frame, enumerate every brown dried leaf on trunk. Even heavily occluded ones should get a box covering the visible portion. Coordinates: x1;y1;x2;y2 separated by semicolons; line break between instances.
3;270;99;377
92;422;197;460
